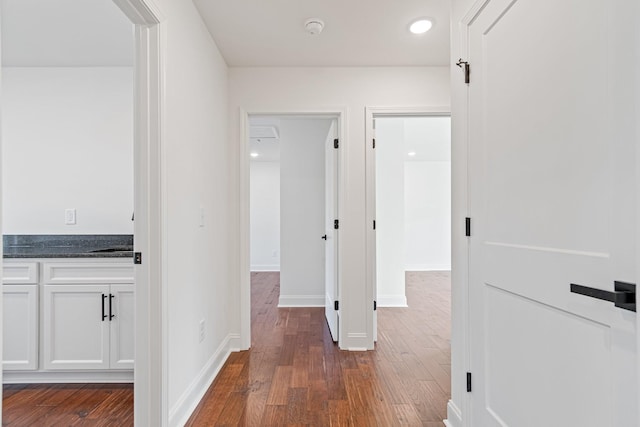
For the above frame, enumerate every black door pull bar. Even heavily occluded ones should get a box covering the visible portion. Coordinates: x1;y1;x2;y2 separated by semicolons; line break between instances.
570;281;636;312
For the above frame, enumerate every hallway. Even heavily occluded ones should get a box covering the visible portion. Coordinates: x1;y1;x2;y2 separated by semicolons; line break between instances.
186;271;451;426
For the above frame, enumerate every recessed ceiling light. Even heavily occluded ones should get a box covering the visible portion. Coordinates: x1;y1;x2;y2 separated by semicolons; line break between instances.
409;19;433;34
408;151;417;157
250;152;259;158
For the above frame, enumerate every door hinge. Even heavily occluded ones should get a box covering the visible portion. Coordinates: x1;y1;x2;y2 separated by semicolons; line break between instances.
456;59;470;84
374;300;377;311
134;252;142;264
334;301;339;311
334;219;339;229
334;138;339;149
465;217;471;237
467;372;472;392
373;138;376;149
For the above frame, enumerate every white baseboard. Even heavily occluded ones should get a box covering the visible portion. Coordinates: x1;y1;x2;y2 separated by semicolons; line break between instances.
3;370;133;384
405;265;452;272
377;294;408;307
278;294;324;307
444;400;463;427
250;265;280;272
169;333;241;427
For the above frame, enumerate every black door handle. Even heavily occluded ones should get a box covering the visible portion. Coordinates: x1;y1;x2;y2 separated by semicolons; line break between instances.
102;294;107;321
570;281;636;312
321;235;327;240
109;294;115;320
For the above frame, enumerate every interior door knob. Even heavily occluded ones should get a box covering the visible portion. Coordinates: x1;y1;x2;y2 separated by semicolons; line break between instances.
570;281;636;312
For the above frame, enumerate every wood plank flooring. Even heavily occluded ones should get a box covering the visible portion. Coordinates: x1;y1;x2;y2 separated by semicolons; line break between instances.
1;271;450;426
2;383;133;426
186;271;451;426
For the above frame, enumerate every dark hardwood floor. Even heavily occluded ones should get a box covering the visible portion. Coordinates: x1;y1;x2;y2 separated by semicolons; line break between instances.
186;271;451;426
1;271;450;426
2;383;133;426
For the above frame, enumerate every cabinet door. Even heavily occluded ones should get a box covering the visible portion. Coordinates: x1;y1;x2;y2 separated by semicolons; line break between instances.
109;284;134;369
3;285;38;370
43;285;110;370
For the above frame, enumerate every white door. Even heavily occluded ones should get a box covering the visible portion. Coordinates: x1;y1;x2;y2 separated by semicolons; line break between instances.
467;0;637;425
43;285;111;370
324;119;339;341
109;284;135;369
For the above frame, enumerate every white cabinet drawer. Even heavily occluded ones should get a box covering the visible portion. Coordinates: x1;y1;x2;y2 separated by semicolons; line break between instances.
2;262;39;284
43;263;134;284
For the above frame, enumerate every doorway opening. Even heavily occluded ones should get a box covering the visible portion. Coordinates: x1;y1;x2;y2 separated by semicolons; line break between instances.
243;112;343;348
1;0;165;424
366;108;451;388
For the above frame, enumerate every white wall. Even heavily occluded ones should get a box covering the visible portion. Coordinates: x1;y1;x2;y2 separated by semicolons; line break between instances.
1;67;133;234
375;118;407;307
405;161;451;270
250;161;280;271
156;0;234;424
279;118;332;307
229;66;450;349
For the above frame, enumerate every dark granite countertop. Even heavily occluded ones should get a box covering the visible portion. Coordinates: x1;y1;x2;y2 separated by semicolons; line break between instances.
3;235;133;259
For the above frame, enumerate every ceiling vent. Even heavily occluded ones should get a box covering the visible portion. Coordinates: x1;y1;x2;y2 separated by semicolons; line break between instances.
250;126;279;140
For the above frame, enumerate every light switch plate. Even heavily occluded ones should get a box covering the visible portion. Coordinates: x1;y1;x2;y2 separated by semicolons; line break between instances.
65;209;76;225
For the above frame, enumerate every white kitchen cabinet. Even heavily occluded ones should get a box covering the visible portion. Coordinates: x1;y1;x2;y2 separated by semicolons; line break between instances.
43;284;111;370
43;283;134;371
109;284;134;369
3;285;38;370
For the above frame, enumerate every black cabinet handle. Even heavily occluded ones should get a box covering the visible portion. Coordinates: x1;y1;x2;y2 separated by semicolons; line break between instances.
109;294;115;320
321;235;327;240
570;281;636;312
102;294;107;321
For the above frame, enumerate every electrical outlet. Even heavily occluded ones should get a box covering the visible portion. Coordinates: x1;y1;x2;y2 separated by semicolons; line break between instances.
199;319;205;343
65;209;76;225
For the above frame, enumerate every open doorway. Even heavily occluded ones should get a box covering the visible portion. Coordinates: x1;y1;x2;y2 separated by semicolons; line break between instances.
247;114;341;344
375;115;451;305
1;0;165;424
1;0;135;419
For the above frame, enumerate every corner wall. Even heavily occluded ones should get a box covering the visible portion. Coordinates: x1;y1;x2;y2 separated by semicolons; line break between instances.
229;66;450;350
156;0;235;424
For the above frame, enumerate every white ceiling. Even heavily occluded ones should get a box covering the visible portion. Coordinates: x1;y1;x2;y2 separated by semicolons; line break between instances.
194;0;451;67
2;0;450;68
1;0;134;67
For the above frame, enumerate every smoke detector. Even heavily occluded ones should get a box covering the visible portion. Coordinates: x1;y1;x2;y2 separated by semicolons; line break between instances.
304;18;324;35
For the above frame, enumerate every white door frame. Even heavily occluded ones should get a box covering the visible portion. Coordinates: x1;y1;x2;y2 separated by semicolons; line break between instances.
239;108;347;349
113;0;168;425
106;1;170;425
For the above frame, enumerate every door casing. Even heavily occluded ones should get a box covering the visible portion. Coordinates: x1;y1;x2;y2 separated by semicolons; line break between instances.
239;108;347;349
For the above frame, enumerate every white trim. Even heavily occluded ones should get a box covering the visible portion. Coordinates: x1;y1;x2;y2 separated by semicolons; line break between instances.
250;265;280;272
112;0;167;426
376;295;408;307
239;108;347;350
168;333;241;427
3;371;134;384
277;295;325;307
445;400;463;427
